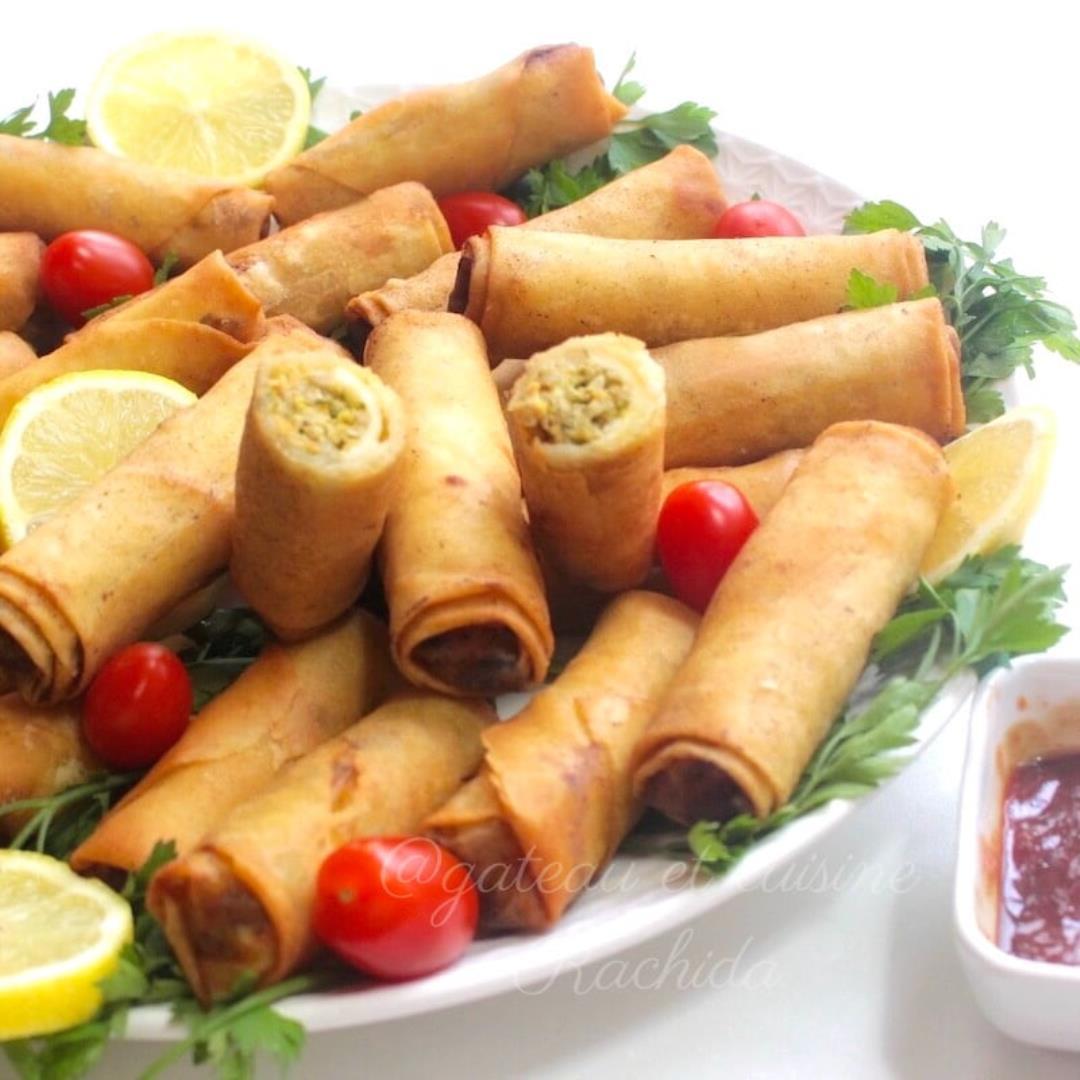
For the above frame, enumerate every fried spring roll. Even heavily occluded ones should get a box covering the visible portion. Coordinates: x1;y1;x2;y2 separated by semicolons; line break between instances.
231;346;405;640
0;135;272;266
658;300;965;467
227;183;452;333
0;332;35;379
506;334;665;592
425;591;697;931
453;228;929;362
71;612;392;877
346;145;728;328
0;695;98;837
365;311;553;696
0;233;43;332
267;46;625;226
0;318;325;705
661;450;805;521
149;692;491;1002
633;421;951;826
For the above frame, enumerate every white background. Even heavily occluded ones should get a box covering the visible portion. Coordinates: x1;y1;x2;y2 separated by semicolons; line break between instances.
4;1;1080;1076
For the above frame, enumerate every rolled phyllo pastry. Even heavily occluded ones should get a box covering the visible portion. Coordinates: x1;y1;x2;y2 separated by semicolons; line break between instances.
0;232;43;332
266;45;626;225
227;182;452;334
0;333;35;380
661;449;805;521
659;299;964;467
71;612;392;877
632;420;951;826
346;145;728;329
505;333;666;592
425;591;697;931
231;345;405;640
365;311;553;696
0;134;272;266
148;691;491;1003
453;228;929;362
0;318;324;705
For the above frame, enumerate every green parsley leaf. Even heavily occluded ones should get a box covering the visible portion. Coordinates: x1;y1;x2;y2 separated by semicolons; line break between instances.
0;103;36;137
178;607;268;710
845;268;899;310
81;295;133;322
612;52;645;106
0;88;88;145
298;66;328;149
842;199;921;234
153;252;180;287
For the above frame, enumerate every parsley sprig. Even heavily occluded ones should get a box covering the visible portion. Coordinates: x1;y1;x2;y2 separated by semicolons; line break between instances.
686;547;1068;873
844;200;1080;423
0;88;88;145
505;54;717;216
298;67;328;150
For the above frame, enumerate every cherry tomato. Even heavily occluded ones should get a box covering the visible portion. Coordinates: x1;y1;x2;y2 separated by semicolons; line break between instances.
82;643;192;770
712;199;806;239
40;230;155;326
313;837;478;981
656;481;759;612
436;192;527;249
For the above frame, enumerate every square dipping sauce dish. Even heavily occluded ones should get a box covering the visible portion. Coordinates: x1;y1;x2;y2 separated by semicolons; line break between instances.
955;655;1080;1051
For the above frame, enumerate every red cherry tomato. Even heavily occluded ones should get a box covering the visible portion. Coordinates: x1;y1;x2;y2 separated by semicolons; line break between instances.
82;643;192;770
40;230;155;326
656;481;759;612
713;199;806;239
313;837;478;981
436;192;527;249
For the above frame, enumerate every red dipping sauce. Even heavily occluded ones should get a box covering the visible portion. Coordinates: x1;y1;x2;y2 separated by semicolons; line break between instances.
999;752;1080;964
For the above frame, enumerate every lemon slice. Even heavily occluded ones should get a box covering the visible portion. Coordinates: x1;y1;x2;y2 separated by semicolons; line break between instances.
0;370;195;549
921;405;1057;582
85;31;310;186
0;851;132;1039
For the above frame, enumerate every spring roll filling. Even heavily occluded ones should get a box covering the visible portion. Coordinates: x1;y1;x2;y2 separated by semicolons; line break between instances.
510;358;631;445
639;758;753;826
412;623;529;695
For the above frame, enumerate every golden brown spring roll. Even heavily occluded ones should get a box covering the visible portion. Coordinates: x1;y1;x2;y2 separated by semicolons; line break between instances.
71;612;392;877
0;233;43;332
149;691;491;1002
633;421;951;826
0;318;325;705
505;333;665;592
227;183;452;334
231;345;405;640
0;134;272;266
453;228;929;363
266;45;626;225
425;591;697;931
661;450;805;521
0;695;98;837
347;145;728;328
659;300;964;467
365;311;553;696
0;332;35;379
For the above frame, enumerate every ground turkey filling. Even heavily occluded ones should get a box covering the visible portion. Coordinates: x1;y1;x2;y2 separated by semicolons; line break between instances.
265;367;371;458
511;360;630;445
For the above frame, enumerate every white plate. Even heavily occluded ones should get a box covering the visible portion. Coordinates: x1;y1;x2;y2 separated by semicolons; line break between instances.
127;86;967;1039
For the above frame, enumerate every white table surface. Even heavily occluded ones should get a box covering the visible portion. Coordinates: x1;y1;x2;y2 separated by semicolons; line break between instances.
5;2;1080;1076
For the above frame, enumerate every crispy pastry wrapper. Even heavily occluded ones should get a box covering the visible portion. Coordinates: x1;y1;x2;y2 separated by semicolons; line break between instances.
0;318;326;705
454;228;929;363
632;421;951;826
266;45;626;226
227;183;452;334
71;611;392;877
365;311;553;696
661;451;806;521
0;135;272;266
148;691;491;1002
425;591;697;931
658;300;965;467
0;694;98;838
346;145;728;329
0;332;35;380
0;233;43;333
506;333;665;592
231;345;405;640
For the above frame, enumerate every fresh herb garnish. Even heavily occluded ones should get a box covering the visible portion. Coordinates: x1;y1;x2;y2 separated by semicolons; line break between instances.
153;253;180;287
179;606;268;711
299;67;328;149
0;88;88;145
686;547;1068;873
81;295;133;321
844;200;1080;422
505;54;717;216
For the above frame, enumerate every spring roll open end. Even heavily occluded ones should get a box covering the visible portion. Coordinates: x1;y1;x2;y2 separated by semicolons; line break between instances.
449;240;480;316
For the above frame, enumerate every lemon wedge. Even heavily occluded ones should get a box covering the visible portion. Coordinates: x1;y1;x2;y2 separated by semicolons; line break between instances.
0;370;195;549
921;405;1057;582
85;31;310;186
0;850;132;1039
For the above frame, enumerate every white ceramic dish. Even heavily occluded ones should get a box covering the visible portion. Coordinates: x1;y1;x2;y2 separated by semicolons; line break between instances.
955;655;1080;1051
119;81;984;1038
